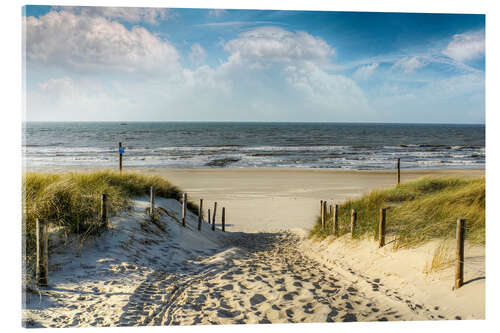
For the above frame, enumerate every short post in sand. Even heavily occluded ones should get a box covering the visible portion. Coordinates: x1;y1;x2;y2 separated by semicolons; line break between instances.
150;186;155;219
198;199;203;231
350;209;357;238
397;158;401;185
322;201;327;230
378;208;387;248
36;218;49;286
333;204;339;236
208;209;211;226
182;193;187;227
100;193;107;228
455;218;466;289
320;200;324;229
222;207;226;232
212;202;217;231
329;204;333;216
119;142;123;173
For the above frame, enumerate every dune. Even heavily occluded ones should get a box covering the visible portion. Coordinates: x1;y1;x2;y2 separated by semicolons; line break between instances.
22;167;485;327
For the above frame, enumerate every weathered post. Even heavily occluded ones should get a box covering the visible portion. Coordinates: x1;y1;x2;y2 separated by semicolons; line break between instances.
350;209;357;238
212;202;217;225
212;202;217;231
208;209;211;225
36;218;49;286
397;158;401;185
329;204;333;216
222;207;226;232
100;193;107;227
321;200;325;229
150;186;155;218
379;208;386;248
182;193;187;227
198;199;203;231
333;204;339;236
455;218;466;289
119;142;123;172
320;200;323;229
322;201;327;230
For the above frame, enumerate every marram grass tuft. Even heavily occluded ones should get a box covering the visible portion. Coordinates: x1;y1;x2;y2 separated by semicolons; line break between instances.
22;170;199;284
309;177;485;249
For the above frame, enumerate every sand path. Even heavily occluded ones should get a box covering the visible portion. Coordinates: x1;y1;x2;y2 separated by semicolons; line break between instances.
23;198;454;327
121;232;448;326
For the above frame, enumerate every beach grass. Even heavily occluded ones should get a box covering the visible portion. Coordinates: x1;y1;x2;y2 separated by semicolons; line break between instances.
309;177;485;249
22;170;199;283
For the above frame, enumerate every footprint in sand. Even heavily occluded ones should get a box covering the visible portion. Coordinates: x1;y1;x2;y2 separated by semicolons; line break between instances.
217;309;241;318
342;313;357;322
250;294;267;306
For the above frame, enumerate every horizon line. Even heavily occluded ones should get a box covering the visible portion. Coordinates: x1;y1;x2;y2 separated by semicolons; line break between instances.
22;120;486;125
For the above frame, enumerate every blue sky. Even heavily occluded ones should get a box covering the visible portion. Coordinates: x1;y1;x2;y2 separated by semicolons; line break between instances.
23;6;485;123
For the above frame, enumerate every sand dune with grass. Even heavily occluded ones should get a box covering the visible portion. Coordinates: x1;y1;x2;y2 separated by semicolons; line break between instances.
23;197;467;327
22;169;485;327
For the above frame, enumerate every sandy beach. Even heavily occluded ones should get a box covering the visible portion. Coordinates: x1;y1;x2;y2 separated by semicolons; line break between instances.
141;168;484;233
23;167;485;327
20;5;487;329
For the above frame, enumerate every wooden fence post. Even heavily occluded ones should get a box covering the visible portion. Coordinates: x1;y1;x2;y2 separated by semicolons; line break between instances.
379;208;386;248
350;209;357;238
329;204;333;216
150;186;155;218
455;218;466;289
322;201;327;230
222;207;226;232
198;199;203;231
182;193;187;227
119;142;123;173
320;200;324;229
333;204;339;236
397;158;401;185
212;203;216;231
212;202;217;226
100;193;107;227
208;209;211;226
36;218;49;286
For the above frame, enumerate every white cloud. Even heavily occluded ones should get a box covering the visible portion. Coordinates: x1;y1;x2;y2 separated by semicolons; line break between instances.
392;56;424;73
372;72;484;123
189;43;207;66
217;27;371;118
442;30;485;62
285;62;371;114
55;6;171;25
25;10;180;73
353;63;379;80
224;27;335;68
28;76;135;121
26;17;372;121
208;9;227;17
38;77;74;94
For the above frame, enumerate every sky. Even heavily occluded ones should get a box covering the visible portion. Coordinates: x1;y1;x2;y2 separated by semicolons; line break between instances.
23;6;485;123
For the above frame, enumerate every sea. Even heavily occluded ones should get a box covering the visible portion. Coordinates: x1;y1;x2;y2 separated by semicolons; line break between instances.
23;122;485;170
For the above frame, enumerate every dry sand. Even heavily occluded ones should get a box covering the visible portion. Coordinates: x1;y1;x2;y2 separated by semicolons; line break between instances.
24;197;479;327
22;167;485;327
301;234;485;321
141;168;484;233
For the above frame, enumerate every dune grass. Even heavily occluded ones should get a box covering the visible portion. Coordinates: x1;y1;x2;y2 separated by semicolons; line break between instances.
22;170;199;283
309;177;485;249
423;241;455;274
